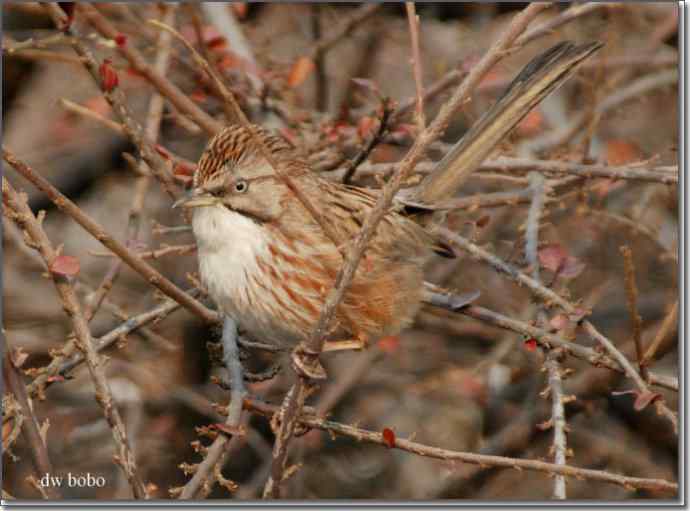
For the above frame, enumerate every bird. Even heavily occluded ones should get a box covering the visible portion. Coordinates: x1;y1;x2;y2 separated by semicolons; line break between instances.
174;41;602;359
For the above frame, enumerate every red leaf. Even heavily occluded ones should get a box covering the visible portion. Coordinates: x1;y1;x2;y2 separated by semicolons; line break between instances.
49;255;80;277
190;89;208;103
524;338;538;352
633;391;662;412
516;108;544;136
99;59;119;92
377;335;400;354
382;427;396;448
46;375;66;383
287;57;315;88
114;33;127;48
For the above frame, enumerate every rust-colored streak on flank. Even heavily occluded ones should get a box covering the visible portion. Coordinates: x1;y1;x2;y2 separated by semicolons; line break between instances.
257;258;280;280
292;273;324;294
282;282;318;316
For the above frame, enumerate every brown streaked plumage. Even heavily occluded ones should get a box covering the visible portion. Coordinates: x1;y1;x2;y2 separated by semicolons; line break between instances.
179;41;602;351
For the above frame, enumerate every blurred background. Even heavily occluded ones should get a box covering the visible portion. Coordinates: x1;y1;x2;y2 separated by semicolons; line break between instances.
2;2;679;500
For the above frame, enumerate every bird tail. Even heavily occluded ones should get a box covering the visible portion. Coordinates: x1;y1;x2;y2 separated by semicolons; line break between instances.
415;41;603;205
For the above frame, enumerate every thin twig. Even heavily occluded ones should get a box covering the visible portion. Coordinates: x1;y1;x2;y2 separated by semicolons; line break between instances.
351;157;678;184
342;98;393;185
405;2;425;131
179;318;246;499
311;4;328;112
310;4;381;57
620;245;648;381
3;347;61;499
525;171;568;499
515;3;614;48
545;351;568;499
641;300;679;366
58;98;125;135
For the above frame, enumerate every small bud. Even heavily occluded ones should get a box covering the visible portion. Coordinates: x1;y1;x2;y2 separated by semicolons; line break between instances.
99;59;119;92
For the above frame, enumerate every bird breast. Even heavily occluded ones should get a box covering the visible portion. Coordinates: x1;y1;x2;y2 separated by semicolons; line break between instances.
190;205;314;345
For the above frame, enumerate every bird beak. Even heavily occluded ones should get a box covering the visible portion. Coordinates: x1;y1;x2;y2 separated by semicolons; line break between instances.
172;191;218;209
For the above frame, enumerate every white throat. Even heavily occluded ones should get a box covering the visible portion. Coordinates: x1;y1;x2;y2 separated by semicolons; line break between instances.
191;205;270;308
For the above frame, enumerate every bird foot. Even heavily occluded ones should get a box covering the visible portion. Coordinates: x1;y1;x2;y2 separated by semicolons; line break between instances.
291;343;327;380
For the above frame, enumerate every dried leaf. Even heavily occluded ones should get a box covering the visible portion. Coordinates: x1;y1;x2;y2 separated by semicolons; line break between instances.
382;427;396;448
538;243;585;279
49;255;80;277
559;257;586;279
605;139;641;166
288;57;315;88
538;244;568;273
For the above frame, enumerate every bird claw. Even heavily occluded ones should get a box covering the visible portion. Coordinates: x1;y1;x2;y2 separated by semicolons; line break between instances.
291;344;327;380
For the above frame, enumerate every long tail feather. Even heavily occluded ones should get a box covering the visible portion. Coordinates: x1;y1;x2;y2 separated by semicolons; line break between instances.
415;41;603;205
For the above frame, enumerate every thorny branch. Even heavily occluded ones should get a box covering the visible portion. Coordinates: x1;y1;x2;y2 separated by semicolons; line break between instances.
244;398;678;494
3;346;61;499
3;178;148;499
440;229;678;433
524;171;568;500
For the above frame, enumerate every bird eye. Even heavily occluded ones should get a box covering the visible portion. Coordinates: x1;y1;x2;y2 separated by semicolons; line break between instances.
234;180;248;193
